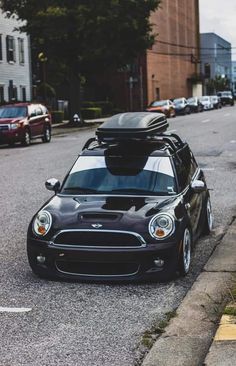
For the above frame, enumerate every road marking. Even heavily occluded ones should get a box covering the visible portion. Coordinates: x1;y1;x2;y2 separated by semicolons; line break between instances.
214;314;236;341
201;119;210;123
224;113;231;117
230;140;236;143
0;307;32;313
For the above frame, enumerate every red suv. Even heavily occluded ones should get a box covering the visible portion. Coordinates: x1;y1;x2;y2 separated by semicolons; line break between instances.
0;103;51;146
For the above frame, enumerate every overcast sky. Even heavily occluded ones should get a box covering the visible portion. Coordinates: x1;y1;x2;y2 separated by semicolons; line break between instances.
199;0;236;60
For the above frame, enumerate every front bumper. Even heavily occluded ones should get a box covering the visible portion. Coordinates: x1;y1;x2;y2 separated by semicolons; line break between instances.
27;236;179;281
0;127;22;144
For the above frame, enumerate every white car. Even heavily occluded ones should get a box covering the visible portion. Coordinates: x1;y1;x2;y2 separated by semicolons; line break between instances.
199;96;214;110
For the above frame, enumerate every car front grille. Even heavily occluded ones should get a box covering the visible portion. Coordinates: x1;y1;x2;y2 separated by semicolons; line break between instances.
0;125;10;131
55;260;140;277
52;230;146;248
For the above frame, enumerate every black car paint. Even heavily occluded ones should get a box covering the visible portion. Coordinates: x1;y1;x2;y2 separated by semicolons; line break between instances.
27;154;208;281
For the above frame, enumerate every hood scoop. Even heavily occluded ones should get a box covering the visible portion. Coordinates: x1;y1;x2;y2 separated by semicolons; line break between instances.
79;213;120;222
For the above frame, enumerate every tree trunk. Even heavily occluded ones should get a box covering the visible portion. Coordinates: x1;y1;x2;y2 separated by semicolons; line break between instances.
68;66;84;125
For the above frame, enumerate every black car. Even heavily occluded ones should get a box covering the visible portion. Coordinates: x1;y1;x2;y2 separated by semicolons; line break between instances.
187;97;204;113
27;112;213;282
217;91;234;106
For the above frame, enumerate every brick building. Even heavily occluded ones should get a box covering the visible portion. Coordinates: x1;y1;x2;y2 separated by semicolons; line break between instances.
91;0;201;111
147;0;200;103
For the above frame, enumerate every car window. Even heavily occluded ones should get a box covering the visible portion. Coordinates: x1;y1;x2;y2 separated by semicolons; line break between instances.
173;146;197;191
36;106;43;116
41;105;48;114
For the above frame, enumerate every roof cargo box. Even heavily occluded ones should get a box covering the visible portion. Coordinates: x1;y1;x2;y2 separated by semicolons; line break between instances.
96;112;168;141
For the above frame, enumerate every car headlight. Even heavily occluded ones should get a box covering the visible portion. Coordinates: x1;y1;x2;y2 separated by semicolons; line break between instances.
149;213;175;239
11;123;21;130
33;211;52;236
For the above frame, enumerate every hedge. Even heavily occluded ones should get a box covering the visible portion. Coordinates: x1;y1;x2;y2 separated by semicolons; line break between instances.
51;110;64;124
81;107;102;119
82;101;113;116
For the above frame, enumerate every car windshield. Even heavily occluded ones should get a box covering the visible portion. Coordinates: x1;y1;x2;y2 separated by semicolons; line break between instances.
200;97;209;102
61;156;177;196
0;106;27;118
221;92;232;97
150;100;168;107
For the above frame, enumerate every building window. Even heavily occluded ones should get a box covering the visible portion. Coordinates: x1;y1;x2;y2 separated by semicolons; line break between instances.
8;84;18;102
18;38;25;64
0;35;2;61
6;35;16;62
0;86;4;104
21;86;26;101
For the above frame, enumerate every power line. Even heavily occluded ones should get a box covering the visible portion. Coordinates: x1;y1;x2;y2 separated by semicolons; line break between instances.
155;39;234;51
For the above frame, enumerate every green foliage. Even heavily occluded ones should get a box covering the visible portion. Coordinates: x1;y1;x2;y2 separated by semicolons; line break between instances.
81;107;102;120
82;101;113;116
206;75;231;94
37;82;56;98
0;0;161;118
51;110;64;124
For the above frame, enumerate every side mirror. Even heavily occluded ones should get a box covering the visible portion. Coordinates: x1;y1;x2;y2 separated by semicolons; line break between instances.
191;179;206;193
45;178;60;193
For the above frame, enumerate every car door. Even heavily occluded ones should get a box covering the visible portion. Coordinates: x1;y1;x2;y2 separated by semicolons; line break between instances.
28;105;44;136
173;145;204;239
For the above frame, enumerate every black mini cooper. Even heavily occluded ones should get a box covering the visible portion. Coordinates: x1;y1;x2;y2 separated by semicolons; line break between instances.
27;112;213;281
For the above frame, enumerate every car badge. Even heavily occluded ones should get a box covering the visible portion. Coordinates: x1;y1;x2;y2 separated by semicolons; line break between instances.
91;223;103;228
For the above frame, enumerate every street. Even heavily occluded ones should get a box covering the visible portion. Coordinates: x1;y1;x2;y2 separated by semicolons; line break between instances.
0;106;236;366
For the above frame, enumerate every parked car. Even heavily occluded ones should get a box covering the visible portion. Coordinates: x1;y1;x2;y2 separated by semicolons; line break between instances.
217;91;234;106
146;99;176;118
210;96;222;109
0;103;51;147
27;112;213;282
173;97;191;115
187;97;204;113
199;96;214;110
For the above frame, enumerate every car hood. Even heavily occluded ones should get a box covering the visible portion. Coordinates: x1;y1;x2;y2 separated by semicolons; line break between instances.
0;117;22;124
41;194;183;233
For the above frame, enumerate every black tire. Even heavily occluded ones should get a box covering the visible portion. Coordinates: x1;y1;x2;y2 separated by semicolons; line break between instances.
42;125;51;143
202;197;213;235
21;128;31;146
178;228;192;276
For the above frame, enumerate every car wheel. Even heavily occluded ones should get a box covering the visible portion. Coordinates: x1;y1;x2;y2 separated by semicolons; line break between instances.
42;125;51;143
178;228;192;276
21;128;31;146
202;197;213;235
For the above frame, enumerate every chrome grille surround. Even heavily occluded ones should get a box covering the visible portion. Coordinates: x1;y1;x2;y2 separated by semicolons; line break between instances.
51;229;146;249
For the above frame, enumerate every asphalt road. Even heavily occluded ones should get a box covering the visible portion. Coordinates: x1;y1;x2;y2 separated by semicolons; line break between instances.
0;106;236;366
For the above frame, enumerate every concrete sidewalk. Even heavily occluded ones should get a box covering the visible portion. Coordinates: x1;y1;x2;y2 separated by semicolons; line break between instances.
51;118;106;136
142;216;236;366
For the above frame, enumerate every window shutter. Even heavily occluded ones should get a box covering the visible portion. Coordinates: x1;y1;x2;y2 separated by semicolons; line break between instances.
6;35;10;62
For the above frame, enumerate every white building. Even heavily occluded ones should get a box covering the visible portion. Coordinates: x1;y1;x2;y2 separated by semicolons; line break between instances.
0;10;32;103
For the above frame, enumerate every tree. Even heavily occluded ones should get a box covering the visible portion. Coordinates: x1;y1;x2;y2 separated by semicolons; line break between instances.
206;75;231;94
1;0;160;122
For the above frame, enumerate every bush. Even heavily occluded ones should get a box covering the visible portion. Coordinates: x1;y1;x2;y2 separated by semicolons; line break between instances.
51;110;64;124
81;107;102;119
82;101;96;108
94;101;113;116
112;108;125;115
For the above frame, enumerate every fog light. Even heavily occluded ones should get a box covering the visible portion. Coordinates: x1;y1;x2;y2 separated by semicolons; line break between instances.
154;259;164;267
36;255;46;264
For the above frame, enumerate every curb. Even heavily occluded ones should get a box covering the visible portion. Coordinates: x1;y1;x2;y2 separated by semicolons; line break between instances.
141;219;236;366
